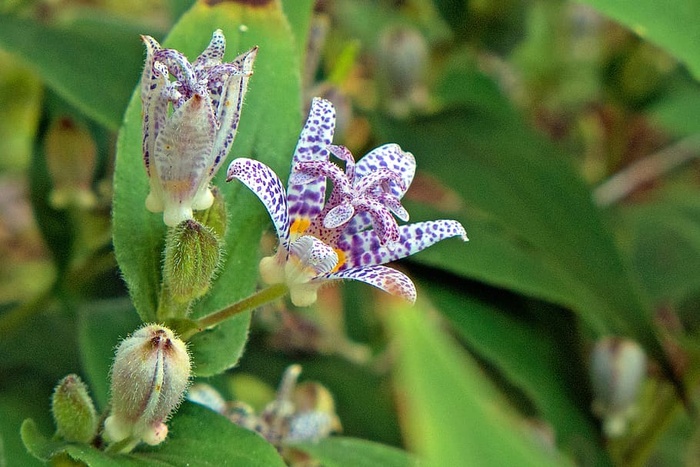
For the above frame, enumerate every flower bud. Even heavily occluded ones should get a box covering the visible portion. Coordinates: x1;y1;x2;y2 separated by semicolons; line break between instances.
43;116;97;209
590;336;647;437
51;374;98;443
163;219;222;306
104;324;191;446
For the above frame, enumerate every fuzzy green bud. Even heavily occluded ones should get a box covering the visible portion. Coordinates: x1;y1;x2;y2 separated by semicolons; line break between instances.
164;219;221;305
51;374;98;443
194;186;228;239
104;324;191;447
44;116;97;209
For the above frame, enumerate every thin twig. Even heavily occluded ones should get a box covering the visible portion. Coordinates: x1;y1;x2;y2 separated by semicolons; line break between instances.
594;134;700;207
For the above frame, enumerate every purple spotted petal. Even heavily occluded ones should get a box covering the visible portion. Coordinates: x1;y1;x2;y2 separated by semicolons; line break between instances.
335;219;468;270
208;47;257;176
354;144;415;199
227;158;290;248
193;29;226;73
141;35;167;178
323;203;355;228
328;145;356;180
290;235;338;277
325;265;416;303
287;98;335;221
358;197;401;247
153;48;199;97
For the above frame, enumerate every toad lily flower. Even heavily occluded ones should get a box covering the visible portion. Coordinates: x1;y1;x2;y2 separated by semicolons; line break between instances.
227;98;467;306
141;30;257;227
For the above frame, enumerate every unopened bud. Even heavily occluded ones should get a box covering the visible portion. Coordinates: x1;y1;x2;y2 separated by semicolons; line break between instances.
51;374;98;443
104;324;191;446
163;219;221;305
590;336;647;437
194;186;228;239
44;116;97;209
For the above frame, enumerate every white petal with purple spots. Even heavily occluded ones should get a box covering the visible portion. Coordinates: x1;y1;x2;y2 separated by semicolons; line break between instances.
287;98;335;221
354;144;416;199
209;47;257;176
336;219;468;270
326;265;417;303
227;158;290;248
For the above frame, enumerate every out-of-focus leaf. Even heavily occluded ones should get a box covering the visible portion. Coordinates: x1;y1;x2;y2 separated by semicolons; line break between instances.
577;0;700;80
374;56;659;349
618;188;700;305
22;403;285;466
113;0;301;376
282;0;315;60
1;377;53;467
77;298;142;409
649;77;700;136
0;14;146;129
387;299;566;467
421;279;612;465
0;51;42;172
288;437;419;467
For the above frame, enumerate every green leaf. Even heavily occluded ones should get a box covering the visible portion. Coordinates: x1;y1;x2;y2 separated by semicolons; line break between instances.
77;299;142;409
0;14;147;129
374;55;656;343
113;0;302;376
288;437;419;467
138;402;285;466
577;0;700;80
421;280;612;465
618;187;700;305
281;0;315;62
1;378;54;467
22;403;285;466
387;300;567;467
20;419;62;462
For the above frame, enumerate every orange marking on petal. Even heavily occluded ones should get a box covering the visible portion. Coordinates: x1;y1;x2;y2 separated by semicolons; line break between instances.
331;248;346;273
290;218;311;236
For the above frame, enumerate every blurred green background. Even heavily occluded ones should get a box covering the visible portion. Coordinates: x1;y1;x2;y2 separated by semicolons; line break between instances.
1;0;700;465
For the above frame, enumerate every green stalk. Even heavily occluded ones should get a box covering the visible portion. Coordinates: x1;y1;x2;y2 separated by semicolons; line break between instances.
180;283;289;340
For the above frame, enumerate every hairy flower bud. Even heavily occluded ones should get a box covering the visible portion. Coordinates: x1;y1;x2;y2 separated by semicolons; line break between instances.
163;219;221;306
51;374;98;443
590;336;647;437
44;116;97;209
104;324;191;447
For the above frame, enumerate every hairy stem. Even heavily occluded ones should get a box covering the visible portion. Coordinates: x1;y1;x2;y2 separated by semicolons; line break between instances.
181;283;289;340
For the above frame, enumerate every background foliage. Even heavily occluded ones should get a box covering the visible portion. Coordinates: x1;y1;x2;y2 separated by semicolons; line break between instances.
1;0;699;465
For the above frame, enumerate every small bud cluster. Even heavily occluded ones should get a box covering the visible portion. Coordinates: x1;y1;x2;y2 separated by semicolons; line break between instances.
187;365;341;450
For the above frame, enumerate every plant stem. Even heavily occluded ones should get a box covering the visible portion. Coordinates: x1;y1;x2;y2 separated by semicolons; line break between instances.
181;283;289;340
